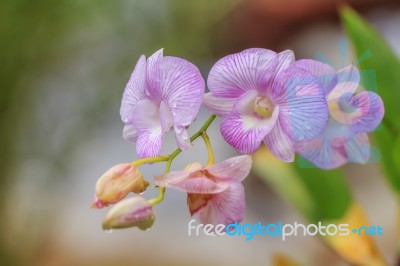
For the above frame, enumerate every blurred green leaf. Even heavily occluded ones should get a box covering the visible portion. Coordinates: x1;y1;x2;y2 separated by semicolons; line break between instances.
340;6;400;193
252;147;352;222
295;157;352;222
340;6;400;129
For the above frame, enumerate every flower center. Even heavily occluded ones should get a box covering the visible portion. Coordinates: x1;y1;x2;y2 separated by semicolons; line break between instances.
254;96;275;118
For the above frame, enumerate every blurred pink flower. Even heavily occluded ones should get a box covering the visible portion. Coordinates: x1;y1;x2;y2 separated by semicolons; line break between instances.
155;155;252;225
294;60;384;169
120;49;205;158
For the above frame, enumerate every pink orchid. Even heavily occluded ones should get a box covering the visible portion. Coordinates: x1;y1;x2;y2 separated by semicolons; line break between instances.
120;49;205;158
203;48;328;162
155;155;252;225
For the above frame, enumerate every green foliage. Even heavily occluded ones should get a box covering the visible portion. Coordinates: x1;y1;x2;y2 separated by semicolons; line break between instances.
295;158;352;222
340;6;400;193
253;149;352;223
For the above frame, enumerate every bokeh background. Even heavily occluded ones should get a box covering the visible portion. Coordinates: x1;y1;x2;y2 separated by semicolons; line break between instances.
1;0;400;265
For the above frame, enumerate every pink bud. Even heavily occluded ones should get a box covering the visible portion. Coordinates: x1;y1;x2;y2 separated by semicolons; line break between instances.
92;163;149;208
102;196;155;230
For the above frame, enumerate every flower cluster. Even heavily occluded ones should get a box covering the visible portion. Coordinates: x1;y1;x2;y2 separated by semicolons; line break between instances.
92;48;384;231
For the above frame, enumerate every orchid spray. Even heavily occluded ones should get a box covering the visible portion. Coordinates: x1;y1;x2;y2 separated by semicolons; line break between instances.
91;48;383;230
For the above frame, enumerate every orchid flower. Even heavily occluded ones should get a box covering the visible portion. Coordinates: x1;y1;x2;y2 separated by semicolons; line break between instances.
203;48;328;162
120;49;205;158
154;155;252;225
294;60;384;169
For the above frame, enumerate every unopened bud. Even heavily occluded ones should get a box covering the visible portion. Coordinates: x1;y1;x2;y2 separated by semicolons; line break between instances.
102;196;155;230
92;163;149;208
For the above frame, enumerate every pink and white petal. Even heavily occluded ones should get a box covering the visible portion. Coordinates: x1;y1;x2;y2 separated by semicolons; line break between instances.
131;100;163;158
295;137;348;169
145;49;164;101
346;133;371;164
136;129;163;158
221;104;279;154
174;125;191;150
327;65;360;102
195;181;245;226
294;59;337;95
263;119;295;162
120;55;148;123
347;91;384;134
159;101;173;133
206;155;252;182
274;50;295;77
203;93;236;116
155;172;229;194
207;48;277;98
158;56;205;126
155;171;192;187
122;124;138;142
273;67;329;141
336;64;360;86
232;90;258;114
327;81;359;103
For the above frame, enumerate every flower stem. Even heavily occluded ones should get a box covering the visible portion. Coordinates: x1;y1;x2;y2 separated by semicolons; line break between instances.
131;156;169;167
149;114;216;206
201;131;214;166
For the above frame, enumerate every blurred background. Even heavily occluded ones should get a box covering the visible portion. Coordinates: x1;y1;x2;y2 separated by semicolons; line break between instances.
1;0;400;265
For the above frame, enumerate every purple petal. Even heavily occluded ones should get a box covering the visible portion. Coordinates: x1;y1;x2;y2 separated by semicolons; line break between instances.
145;49;205;126
206;155;252;182
263;118;295;162
346;133;370;164
293;59;337;95
145;49;164;101
336;64;360;86
295;119;351;169
272;66;329;141
295;137;348;169
120;55;148;123
174;125;191;150
159;101;173;133
131;100;163;158
207;48;277;98
203;93;236;116
194;180;245;226
220;91;279;154
157;56;205;127
270;50;295;80
347;91;384;134
122;124;138;142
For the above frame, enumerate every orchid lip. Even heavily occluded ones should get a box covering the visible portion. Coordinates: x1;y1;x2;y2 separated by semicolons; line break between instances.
254;96;275;118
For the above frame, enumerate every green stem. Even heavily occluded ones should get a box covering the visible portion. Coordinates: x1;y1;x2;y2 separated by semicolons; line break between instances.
201;131;214;166
149;114;216;206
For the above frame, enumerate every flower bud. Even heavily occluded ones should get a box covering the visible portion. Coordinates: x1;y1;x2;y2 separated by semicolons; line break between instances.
92;163;149;208
102;196;155;230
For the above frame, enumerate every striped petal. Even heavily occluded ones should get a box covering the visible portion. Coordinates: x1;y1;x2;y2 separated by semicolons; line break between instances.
263;118;295;162
120;55;147;123
207;48;277;98
271;66;329;141
131;100;163;158
193;180;245;226
294;59;337;95
206;155;252;182
203;93;236;116
220;91;279;154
